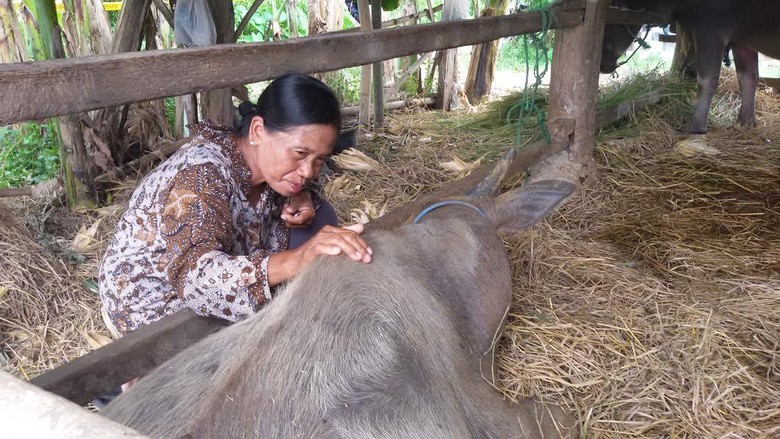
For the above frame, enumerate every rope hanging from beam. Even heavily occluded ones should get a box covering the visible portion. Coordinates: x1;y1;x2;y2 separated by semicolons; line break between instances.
506;3;557;147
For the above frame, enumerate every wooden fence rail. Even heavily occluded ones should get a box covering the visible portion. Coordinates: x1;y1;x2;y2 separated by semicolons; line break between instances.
0;2;584;125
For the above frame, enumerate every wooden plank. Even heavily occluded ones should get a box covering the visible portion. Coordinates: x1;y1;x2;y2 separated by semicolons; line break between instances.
341;97;436;116
0;371;150;439
30;310;231;405
658;33;676;43
604;6;669;25
0;5;583;125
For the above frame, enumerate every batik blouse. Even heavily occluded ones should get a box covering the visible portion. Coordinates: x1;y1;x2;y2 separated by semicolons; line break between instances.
99;124;304;335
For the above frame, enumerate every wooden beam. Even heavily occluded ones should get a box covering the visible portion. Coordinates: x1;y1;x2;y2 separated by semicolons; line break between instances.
658;33;676;43
604;6;669;25
341;97;436;116
30;310;230;405
0;5;584;125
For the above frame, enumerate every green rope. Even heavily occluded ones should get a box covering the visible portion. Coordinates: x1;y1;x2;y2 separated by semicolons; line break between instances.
506;4;558;146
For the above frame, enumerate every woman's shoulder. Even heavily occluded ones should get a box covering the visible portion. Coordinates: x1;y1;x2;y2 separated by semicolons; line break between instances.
167;125;235;172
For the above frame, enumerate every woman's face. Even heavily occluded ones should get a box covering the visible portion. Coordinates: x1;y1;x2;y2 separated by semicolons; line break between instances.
247;117;337;197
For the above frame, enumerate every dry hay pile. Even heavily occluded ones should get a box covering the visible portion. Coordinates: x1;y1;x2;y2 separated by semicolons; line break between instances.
330;72;779;437
0;200;111;379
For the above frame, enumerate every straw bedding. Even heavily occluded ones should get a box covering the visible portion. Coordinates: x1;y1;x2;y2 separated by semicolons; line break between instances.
1;70;777;437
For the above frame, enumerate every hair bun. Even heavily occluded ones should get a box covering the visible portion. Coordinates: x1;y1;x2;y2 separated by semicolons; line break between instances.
238;101;257;118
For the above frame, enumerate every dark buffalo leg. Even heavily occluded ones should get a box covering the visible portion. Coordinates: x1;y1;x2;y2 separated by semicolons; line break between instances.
732;45;760;126
687;32;727;134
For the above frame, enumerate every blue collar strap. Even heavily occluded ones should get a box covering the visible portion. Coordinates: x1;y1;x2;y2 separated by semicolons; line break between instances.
413;200;488;224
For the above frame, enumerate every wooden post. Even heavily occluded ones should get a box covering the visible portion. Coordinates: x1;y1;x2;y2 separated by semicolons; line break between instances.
546;0;609;183
357;0;371;127
358;0;371;127
371;0;384;127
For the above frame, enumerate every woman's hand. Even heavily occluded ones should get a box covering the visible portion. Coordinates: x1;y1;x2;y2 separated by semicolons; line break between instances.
281;191;316;228
267;223;372;286
296;223;372;265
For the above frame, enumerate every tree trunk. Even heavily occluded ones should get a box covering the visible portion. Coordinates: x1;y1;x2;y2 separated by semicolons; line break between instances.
201;0;234;126
371;0;383;126
0;0;29;63
357;0;371;127
288;0;299;38
307;0;346;117
113;0;152;52
464;0;508;104
397;0;422;96
436;0;467;110
26;0;98;208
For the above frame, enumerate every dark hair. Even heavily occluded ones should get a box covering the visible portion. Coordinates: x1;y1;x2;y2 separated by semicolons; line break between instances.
234;73;341;136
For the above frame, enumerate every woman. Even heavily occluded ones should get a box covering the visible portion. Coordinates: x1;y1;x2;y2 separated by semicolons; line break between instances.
98;73;372;337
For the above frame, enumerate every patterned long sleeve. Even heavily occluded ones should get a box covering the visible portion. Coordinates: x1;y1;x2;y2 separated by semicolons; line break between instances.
159;164;272;321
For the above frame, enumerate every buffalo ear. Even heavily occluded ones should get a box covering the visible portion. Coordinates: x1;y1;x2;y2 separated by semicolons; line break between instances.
466;149;516;198
491;180;576;231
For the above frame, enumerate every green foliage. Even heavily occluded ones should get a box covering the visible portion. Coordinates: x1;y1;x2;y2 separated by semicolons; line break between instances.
497;37;554;71
325;68;362;105
234;0;309;43
107;10;120;30
380;0;401;11
0;121;60;188
164;97;177;133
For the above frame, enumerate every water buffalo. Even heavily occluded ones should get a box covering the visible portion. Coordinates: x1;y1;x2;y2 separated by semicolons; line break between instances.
601;0;780;133
101;151;578;438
